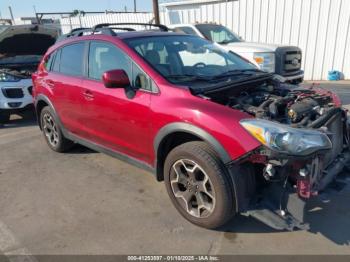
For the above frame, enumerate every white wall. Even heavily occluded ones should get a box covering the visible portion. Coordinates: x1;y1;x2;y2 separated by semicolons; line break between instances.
164;0;350;80
59;12;155;34
58;0;350;80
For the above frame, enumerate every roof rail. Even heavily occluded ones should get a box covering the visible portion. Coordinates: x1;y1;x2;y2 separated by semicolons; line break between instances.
92;23;169;33
70;27;90;33
56;23;169;43
56;27;137;42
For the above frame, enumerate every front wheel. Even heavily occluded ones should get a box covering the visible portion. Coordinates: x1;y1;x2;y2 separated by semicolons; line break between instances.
164;142;236;229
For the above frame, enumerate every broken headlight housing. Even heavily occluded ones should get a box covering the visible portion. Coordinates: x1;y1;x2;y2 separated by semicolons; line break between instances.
240;119;332;156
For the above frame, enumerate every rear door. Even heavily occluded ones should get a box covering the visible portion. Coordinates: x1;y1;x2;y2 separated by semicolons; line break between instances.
80;41;154;162
48;42;88;135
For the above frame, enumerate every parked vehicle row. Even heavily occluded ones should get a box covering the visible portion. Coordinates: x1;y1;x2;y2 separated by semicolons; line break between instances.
31;23;349;231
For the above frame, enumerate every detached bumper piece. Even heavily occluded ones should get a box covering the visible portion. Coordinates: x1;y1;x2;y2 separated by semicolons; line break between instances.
242;184;309;231
242;151;350;231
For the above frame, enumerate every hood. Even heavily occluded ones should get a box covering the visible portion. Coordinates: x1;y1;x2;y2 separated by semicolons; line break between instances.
0;25;59;58
221;41;293;53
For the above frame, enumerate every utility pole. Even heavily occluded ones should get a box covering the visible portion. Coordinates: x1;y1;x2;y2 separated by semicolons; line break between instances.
134;0;137;12
8;6;15;25
152;0;160;24
33;5;37;16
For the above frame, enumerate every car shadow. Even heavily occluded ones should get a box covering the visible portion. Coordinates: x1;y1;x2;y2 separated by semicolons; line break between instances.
0;112;37;129
67;144;97;155
217;186;350;245
305;191;350;245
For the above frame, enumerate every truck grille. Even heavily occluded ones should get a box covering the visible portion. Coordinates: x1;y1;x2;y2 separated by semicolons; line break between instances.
324;112;343;168
1;88;24;98
275;47;302;76
284;51;302;72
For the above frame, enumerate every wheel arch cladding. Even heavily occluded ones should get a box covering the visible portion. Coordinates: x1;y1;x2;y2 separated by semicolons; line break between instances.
35;95;57;129
154;122;231;181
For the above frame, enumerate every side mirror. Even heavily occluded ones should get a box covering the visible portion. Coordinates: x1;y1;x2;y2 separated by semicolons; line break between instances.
102;69;130;88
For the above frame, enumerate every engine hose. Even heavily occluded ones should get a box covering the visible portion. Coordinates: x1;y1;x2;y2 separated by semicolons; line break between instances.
268;96;294;117
258;98;275;110
291;115;310;128
307;107;342;128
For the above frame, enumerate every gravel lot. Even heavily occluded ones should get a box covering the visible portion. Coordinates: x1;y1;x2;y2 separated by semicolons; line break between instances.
0;82;349;257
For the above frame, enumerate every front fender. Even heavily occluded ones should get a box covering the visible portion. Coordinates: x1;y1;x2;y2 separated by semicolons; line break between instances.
154;122;231;164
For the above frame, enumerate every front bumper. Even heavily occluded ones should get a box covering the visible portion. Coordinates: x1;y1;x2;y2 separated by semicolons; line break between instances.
241;107;350;231
242;150;350;231
0;79;33;110
282;70;304;83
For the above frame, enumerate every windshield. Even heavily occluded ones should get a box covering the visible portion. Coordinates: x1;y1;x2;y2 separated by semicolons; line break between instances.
125;35;257;84
195;24;242;44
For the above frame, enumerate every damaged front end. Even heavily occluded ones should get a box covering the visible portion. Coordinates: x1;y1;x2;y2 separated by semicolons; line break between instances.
236;96;350;231
201;79;350;231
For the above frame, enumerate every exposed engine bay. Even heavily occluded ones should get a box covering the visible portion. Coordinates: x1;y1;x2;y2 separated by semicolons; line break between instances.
0;65;36;79
221;81;341;129
201;79;350;231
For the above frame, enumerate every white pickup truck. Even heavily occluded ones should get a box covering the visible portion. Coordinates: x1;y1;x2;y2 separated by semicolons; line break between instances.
169;23;304;84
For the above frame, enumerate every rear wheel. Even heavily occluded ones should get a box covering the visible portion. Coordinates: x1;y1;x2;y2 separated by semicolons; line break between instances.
40;106;74;152
164;141;236;229
0;111;10;123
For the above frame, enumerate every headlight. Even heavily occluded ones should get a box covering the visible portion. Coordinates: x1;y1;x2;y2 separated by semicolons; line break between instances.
253;52;275;73
240;119;332;156
0;72;22;82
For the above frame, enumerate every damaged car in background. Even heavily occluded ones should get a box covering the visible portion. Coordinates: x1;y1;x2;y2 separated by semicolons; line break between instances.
0;24;59;122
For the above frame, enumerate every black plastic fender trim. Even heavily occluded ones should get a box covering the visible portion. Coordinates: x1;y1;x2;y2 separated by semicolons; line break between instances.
153;122;232;165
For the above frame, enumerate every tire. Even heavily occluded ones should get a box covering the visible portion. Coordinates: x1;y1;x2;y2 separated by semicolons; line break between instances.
164;141;236;229
40;106;74;152
0;111;10;123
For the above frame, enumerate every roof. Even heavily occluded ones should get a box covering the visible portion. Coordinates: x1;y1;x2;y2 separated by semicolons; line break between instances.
116;31;186;39
56;23;186;42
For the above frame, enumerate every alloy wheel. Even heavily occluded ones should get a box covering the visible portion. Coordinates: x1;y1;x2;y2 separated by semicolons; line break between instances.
170;159;216;218
42;113;59;147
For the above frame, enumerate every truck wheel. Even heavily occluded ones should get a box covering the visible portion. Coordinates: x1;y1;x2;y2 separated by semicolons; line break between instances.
40;106;73;152
164;141;236;229
0;111;10;123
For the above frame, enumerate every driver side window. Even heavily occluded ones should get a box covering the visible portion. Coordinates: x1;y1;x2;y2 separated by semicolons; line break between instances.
88;41;154;91
88;41;131;80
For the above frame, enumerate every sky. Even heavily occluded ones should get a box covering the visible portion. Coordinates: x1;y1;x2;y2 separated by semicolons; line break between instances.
0;0;155;19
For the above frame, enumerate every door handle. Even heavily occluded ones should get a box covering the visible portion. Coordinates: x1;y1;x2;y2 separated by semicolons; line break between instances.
82;90;94;100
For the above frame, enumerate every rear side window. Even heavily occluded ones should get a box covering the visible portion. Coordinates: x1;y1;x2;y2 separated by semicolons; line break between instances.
59;43;85;77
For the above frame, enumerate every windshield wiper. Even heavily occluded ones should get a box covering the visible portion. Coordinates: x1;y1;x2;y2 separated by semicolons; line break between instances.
212;69;265;79
167;74;212;81
218;39;237;44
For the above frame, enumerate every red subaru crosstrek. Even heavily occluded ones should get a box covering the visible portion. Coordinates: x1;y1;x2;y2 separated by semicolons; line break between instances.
33;23;349;231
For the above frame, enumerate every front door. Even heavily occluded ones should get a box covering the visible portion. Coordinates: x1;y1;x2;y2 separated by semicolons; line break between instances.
80;41;154;163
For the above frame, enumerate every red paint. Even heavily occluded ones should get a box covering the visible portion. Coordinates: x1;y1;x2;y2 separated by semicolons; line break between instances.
102;69;130;88
297;179;311;199
31;34;267;167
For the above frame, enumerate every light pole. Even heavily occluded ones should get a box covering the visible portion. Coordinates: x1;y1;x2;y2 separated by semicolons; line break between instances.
152;0;160;24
